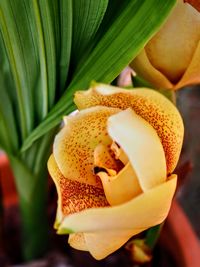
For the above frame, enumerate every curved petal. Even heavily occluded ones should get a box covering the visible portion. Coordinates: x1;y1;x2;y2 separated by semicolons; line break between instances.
144;0;200;85
53;106;120;187
84;230;144;260
74;84;184;174
47;155;108;228
111;141;129;165
69;233;88;251
130;49;173;89
98;163;142;206
58;175;177;234
93;143;121;173
175;40;200;89
108;109;166;191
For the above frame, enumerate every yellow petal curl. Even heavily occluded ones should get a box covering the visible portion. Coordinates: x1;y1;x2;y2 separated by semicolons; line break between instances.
107;108;166;191
74;83;184;174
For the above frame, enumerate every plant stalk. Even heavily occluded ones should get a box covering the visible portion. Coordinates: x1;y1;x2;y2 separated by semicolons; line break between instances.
8;130;56;261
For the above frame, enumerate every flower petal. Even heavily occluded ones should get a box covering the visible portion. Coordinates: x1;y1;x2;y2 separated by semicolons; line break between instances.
130;49;173;89
68;233;88;251
53;106;120;187
175;40;200;89
136;0;200;86
84;230;143;260
94;143;121;173
58;174;177;234
74;84;184;174
107;108;166;191
47;155;108;227
97;163;142;206
111;141;129;165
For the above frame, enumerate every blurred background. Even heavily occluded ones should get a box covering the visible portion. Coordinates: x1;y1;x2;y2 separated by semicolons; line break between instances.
177;86;200;239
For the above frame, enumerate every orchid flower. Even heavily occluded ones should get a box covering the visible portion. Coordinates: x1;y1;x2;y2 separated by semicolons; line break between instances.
131;0;200;90
48;83;184;260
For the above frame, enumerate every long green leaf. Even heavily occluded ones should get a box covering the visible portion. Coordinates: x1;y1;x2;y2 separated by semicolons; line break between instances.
0;0;46;139
36;0;57;109
0;84;18;153
70;0;108;69
21;0;176;151
31;0;49;119
0;33;19;153
0;1;32;139
58;0;73;95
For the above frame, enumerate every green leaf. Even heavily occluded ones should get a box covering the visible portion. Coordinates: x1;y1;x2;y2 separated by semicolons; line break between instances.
0;0;37;139
0;33;19;153
0;84;19;153
35;0;58;109
58;0;73;94
71;0;108;68
145;224;164;249
21;0;176;152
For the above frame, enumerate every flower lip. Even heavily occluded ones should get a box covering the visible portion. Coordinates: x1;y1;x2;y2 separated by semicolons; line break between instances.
93;166;108;175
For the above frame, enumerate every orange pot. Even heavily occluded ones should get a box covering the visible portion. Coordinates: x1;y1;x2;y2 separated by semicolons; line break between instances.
0;154;18;207
160;200;200;267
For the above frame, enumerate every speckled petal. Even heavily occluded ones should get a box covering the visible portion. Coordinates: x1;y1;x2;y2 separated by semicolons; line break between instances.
93;143;121;173
74;84;184;174
47;155;109;228
97;163;142;206
58;175;177;234
53;106;120;187
130;49;173;89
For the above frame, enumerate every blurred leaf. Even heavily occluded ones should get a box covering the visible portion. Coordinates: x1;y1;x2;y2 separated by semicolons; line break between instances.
145;224;164;249
0;34;19;153
22;0;176;151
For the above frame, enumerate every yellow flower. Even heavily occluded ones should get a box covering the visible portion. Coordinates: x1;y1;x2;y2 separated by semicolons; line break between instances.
130;0;200;90
48;83;184;260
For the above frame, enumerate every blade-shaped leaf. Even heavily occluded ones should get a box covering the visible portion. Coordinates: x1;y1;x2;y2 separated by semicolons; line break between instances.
21;0;176;151
70;0;108;69
0;32;19;153
0;0;38;139
35;0;58;109
0;79;19;153
58;0;73;95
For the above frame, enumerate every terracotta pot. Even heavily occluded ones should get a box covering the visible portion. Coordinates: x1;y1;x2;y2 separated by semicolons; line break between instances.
160;201;200;267
0;155;199;267
0;154;18;208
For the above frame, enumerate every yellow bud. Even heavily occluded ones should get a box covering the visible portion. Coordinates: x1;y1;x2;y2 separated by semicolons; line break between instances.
131;0;200;90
